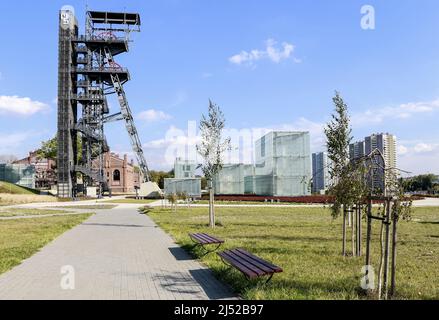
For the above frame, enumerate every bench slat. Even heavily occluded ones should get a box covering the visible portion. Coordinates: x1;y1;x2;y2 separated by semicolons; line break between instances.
190;233;209;244
218;251;262;278
192;233;213;244
189;233;224;245
200;233;224;244
230;249;276;274
235;249;283;273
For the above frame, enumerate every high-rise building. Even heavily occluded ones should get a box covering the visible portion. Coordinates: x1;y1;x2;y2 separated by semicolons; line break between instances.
312;152;331;194
364;133;397;192
349;141;366;160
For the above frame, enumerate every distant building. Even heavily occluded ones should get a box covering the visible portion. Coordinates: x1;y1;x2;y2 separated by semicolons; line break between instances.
214;164;255;195
312;152;331;194
349;141;366;160
0;164;36;189
13;151;56;189
164;178;202;198
99;152;142;194
164;158;201;198
174;158;197;179
351;133;398;193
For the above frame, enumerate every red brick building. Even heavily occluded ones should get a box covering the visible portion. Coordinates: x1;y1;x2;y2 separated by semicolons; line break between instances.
102;152;142;194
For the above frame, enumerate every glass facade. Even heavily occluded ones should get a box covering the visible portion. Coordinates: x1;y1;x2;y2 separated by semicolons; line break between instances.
0;164;36;189
216;131;312;196
214;164;255;195
164;178;202;198
174;158;197;179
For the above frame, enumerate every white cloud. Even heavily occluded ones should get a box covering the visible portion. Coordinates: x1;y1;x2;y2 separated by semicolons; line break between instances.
229;39;300;67
352;98;439;126
397;145;409;156
0;96;49;116
0;132;32;154
414;143;435;154
137;109;171;123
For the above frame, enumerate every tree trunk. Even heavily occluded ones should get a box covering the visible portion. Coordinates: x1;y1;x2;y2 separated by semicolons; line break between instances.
390;207;398;298
209;179;215;228
357;205;362;256
342;206;347;256
383;200;391;300
378;221;385;300
351;208;356;257
365;201;372;266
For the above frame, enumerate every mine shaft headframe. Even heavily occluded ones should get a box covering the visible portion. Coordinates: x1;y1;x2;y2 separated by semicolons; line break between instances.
86;11;141;39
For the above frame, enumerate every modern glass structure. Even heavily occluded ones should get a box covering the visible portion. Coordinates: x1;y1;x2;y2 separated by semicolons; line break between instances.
214;164;254;195
216;131;312;197
0;164;36;189
164;178;201;198
312;152;331;194
174;158;197;179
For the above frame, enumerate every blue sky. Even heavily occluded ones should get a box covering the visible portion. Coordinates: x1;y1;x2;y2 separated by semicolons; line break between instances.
0;0;438;175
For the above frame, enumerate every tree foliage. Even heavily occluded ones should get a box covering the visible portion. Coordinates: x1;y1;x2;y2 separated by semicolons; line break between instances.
37;136;58;160
325;91;369;218
150;170;174;189
197;100;231;180
401;174;438;193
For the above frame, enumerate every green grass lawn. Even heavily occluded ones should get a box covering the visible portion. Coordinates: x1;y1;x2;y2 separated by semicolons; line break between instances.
0;181;40;195
0;208;73;218
0;214;92;275
103;199;157;204
192;200;308;206
145;206;439;300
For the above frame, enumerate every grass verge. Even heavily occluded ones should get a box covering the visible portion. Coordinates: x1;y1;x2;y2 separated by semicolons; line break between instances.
0;214;92;275
0;208;73;218
144;206;439;300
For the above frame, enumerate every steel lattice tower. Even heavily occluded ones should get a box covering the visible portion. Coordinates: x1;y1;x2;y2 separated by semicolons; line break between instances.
57;7;152;198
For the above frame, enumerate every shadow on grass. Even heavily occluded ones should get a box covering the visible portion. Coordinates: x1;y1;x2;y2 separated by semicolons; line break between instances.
417;221;439;225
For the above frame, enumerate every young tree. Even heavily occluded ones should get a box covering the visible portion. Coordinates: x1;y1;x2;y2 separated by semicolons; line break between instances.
197;100;231;228
325;91;369;256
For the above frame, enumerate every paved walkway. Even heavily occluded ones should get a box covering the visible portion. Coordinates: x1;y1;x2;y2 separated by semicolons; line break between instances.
0;205;235;300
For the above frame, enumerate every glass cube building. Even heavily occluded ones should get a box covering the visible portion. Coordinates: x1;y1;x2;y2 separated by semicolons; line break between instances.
174;158;197;179
164;178;202;198
214;164;255;195
0;164;36;189
216;131;312;196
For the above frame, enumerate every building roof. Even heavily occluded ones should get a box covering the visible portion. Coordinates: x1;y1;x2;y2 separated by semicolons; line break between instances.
87;11;141;26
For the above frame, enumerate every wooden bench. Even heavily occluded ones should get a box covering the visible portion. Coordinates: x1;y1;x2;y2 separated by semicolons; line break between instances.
218;249;283;283
189;233;225;256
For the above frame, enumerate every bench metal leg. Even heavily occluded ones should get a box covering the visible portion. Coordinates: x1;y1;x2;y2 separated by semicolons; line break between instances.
199;243;223;257
265;274;274;284
189;238;222;257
